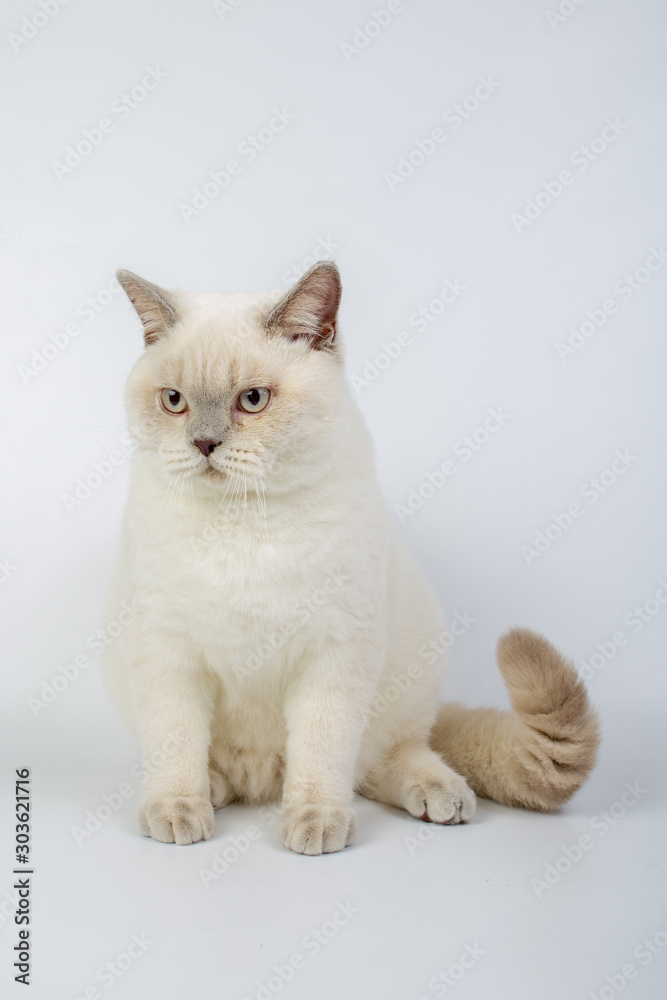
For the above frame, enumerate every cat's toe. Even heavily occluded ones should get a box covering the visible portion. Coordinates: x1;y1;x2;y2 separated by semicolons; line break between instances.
280;804;356;855
139;795;215;845
407;776;476;825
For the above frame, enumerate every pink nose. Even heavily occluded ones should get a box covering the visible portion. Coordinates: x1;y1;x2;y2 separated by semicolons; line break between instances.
194;439;220;457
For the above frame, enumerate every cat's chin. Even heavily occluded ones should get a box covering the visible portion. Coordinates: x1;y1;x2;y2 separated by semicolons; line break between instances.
202;464;226;480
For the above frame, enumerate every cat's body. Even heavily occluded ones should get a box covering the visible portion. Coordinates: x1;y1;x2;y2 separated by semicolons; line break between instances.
101;263;599;854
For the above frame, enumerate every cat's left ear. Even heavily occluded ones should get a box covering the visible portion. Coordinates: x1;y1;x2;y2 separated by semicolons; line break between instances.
265;261;341;351
116;269;179;346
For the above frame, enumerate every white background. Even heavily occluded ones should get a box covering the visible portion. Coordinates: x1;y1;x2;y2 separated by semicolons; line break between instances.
2;1;666;998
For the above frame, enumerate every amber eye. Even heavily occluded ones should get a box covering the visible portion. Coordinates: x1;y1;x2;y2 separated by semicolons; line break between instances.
160;389;188;413
238;387;271;413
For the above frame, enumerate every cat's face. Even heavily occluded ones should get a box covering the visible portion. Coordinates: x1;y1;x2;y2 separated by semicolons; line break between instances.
121;263;346;495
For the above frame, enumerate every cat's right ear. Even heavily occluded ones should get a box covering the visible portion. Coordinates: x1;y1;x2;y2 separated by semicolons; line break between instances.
116;270;179;346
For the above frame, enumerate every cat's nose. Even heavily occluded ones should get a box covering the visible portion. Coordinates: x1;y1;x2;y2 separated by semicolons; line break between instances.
194;439;221;458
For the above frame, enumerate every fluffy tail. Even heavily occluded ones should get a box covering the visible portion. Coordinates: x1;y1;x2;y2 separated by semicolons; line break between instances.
430;627;601;811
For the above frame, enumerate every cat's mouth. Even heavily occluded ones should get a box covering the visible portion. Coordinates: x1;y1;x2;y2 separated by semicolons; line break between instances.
203;463;225;479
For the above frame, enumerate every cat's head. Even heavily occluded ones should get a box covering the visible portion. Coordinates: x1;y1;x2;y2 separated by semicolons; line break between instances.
120;262;349;494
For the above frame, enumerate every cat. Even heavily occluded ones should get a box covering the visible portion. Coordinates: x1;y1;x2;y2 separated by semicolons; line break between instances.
100;261;600;855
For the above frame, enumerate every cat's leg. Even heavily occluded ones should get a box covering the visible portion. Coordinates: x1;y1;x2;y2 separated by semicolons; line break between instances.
354;548;476;825
360;740;476;824
130;630;217;845
279;644;379;856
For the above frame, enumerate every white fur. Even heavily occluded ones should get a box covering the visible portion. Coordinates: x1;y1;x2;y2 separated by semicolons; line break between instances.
101;267;478;854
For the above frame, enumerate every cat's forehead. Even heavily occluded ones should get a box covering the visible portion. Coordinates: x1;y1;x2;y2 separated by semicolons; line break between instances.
156;288;287;391
178;288;282;344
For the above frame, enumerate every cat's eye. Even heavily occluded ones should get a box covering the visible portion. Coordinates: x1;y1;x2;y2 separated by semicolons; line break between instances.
160;388;188;414
237;387;271;413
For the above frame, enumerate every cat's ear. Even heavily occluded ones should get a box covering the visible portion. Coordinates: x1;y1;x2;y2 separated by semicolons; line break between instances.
116;269;179;346
264;261;341;351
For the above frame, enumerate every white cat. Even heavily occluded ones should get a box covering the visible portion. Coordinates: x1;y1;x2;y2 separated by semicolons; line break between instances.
100;262;599;854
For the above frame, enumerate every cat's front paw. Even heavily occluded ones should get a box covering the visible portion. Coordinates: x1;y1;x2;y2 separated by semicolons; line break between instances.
139;794;215;845
280;804;356;855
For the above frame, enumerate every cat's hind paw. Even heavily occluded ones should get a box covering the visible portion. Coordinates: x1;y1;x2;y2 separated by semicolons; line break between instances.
405;771;476;825
139;795;215;845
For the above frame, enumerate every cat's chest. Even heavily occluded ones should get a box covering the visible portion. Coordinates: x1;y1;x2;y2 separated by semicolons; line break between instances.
133;496;350;647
